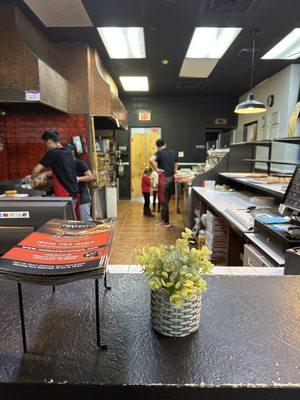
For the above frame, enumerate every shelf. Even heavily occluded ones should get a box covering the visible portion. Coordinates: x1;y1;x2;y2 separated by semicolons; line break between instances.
231;140;271;147
219;173;287;200
232;138;300;146
252;140;272;146
243;159;298;165
274;137;300;145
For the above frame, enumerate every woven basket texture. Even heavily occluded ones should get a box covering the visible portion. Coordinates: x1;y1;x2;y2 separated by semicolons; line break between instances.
151;289;201;337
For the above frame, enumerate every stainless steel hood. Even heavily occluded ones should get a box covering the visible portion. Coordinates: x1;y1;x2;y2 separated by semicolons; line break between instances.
0;6;68;113
0;5;128;128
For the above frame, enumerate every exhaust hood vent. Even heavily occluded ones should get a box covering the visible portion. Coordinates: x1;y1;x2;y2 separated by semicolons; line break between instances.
207;0;255;13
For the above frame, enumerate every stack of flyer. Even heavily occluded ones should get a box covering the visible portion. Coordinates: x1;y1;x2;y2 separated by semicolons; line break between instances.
0;218;115;285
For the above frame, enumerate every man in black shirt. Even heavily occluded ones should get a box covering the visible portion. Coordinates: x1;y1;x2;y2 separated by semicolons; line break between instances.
150;139;178;227
31;131;79;212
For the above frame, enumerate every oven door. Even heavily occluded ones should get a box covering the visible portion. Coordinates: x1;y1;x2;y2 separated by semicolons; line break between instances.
0;226;34;255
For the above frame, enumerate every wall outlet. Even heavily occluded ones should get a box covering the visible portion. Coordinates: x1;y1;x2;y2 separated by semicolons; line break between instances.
178;151;184;158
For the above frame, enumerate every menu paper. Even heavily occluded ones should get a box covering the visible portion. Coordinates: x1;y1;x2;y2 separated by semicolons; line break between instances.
0;219;115;276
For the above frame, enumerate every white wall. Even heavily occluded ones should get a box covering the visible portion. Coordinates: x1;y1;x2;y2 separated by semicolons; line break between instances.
235;64;300;173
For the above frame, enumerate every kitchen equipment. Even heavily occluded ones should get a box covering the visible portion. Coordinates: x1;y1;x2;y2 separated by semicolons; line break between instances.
254;219;300;257
284;247;300;275
253;166;300;257
243;244;276;268
226;207;282;230
105;186;118;218
0;197;75;255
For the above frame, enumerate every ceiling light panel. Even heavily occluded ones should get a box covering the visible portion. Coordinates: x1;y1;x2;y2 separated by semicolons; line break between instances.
98;27;145;59
262;29;300;60
119;76;149;91
186;27;242;58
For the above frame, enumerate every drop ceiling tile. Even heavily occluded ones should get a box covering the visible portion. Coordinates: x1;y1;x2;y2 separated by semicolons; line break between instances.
179;58;219;78
23;0;92;27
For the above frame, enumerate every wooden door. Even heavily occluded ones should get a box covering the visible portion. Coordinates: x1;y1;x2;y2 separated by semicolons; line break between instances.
130;128;160;196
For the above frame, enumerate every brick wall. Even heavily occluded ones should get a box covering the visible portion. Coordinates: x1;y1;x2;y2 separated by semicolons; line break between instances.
0;114;88;181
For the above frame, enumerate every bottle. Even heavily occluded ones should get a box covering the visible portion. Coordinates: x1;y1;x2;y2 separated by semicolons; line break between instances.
198;230;206;249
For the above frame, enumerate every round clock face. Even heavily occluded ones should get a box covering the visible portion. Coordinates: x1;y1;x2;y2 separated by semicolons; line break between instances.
267;95;274;107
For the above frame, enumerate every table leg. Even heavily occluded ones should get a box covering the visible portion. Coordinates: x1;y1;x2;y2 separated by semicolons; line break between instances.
104;272;111;290
52;286;56;293
17;283;27;353
95;279;107;350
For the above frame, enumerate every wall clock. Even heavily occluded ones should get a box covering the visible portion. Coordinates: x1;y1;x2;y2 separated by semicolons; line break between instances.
267;95;274;107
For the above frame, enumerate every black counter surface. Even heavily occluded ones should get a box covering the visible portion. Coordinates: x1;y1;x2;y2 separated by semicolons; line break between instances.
0;178;51;196
0;274;299;399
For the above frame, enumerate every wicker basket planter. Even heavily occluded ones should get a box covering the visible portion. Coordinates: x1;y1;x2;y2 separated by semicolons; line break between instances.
151;289;202;337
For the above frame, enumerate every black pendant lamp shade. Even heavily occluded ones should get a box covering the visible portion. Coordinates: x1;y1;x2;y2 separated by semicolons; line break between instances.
235;93;267;114
235;31;267;114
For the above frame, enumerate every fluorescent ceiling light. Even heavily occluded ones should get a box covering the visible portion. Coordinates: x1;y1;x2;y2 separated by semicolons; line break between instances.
97;27;145;59
186;27;242;58
262;29;300;60
119;76;149;91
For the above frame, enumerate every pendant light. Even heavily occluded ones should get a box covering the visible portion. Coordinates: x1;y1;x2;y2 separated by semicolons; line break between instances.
235;31;267;114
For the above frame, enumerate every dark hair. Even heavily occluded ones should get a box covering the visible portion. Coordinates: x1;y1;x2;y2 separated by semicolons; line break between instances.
144;167;152;175
156;139;165;148
41;130;59;143
66;143;80;159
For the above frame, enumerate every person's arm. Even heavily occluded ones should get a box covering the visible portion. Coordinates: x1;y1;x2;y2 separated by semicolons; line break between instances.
31;163;45;176
174;152;179;175
77;169;93;183
150;176;155;188
45;170;53;177
31;151;53;178
150;154;164;174
28;165;52;182
150;155;158;173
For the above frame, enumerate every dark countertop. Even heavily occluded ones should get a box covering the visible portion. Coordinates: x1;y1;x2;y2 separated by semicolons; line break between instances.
0;178;51;196
0;274;299;399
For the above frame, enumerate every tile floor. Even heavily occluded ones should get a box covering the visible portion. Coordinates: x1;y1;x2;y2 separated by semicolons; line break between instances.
108;198;284;276
109;197;185;265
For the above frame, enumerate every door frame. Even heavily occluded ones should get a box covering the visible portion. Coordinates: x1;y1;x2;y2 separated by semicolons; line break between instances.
130;127;162;197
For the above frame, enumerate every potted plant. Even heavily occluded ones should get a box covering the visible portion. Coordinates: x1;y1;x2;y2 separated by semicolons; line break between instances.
136;228;213;337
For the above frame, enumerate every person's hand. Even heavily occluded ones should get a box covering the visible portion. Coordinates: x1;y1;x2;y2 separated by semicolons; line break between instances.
36;173;47;181
24;174;32;182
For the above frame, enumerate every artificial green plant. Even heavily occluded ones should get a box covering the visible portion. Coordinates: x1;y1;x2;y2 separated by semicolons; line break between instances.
136;228;213;308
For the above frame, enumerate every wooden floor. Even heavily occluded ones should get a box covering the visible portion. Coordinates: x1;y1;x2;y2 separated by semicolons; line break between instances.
109;198;185;264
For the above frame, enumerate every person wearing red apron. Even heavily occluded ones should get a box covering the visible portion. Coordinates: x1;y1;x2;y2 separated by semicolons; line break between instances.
150;139;178;227
31;130;80;219
52;174;80;220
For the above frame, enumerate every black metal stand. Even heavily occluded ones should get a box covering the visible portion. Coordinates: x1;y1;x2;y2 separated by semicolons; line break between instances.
15;276;110;353
95;279;107;350
104;271;111;290
17;283;27;353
